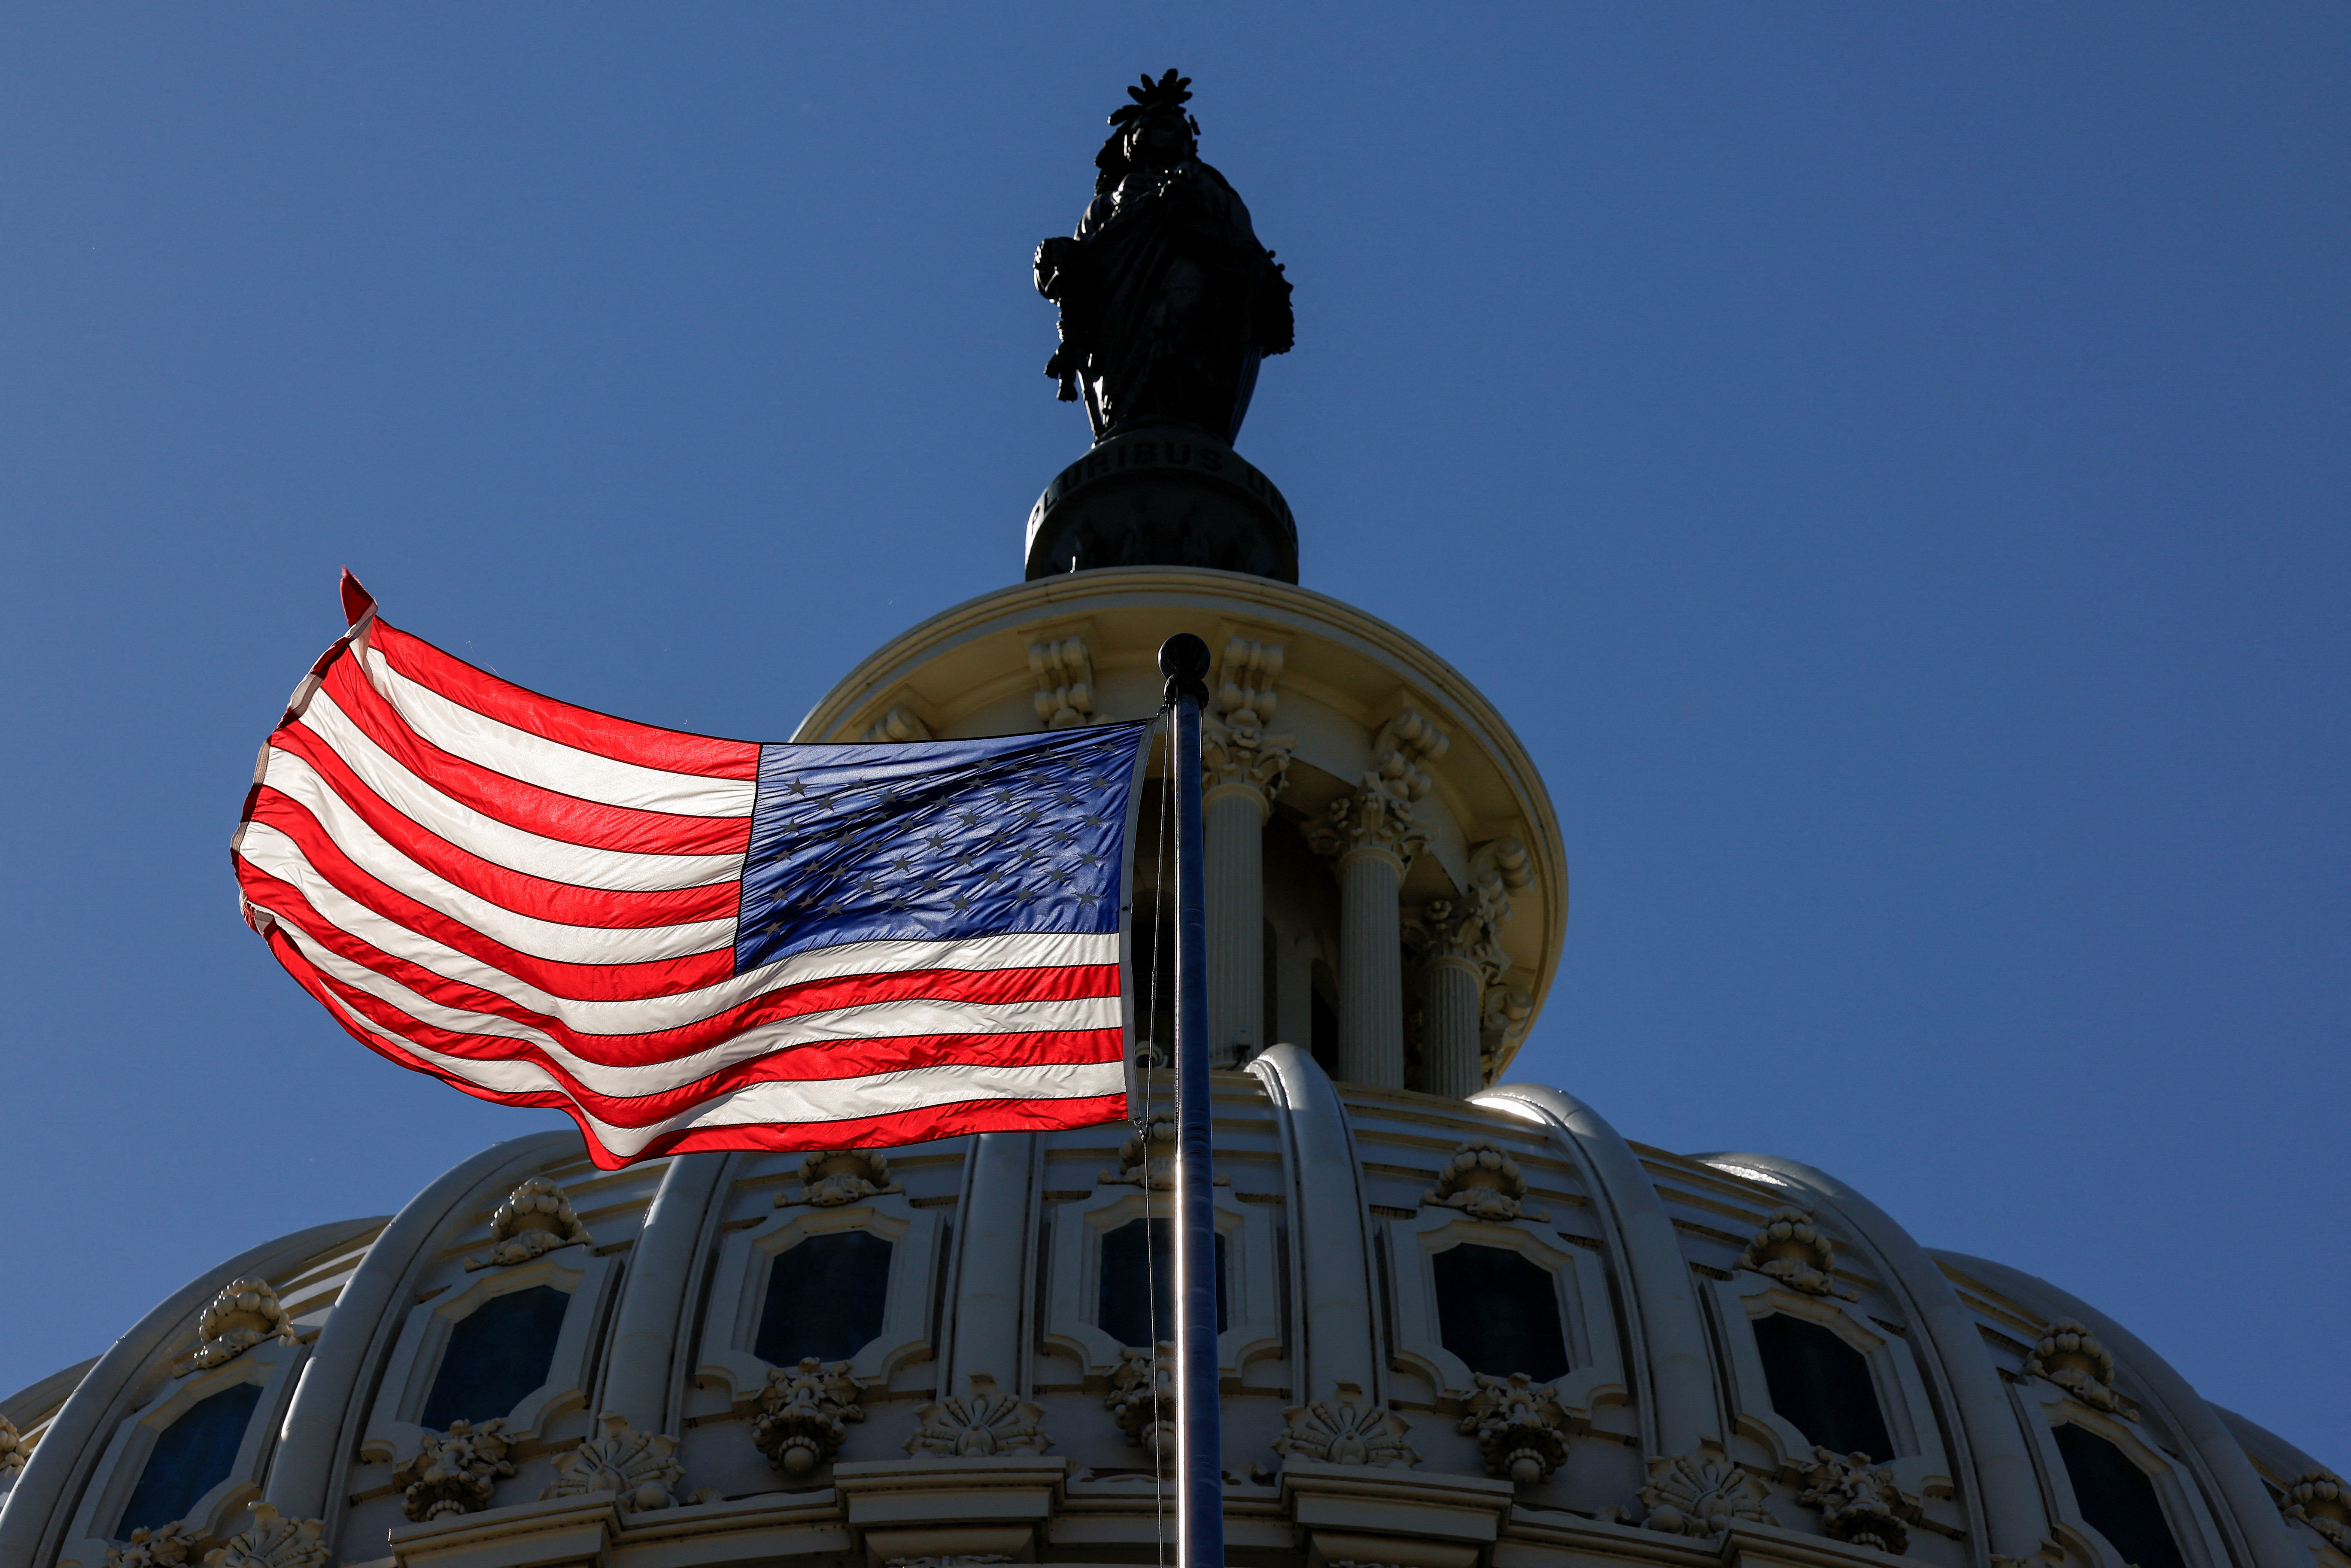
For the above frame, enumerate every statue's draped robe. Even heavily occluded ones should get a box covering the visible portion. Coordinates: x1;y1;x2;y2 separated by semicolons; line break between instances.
1067;158;1282;442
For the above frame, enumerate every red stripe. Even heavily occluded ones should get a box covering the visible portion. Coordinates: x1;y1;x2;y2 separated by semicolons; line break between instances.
238;859;1118;1061
250;780;737;929
264;929;1126;1172
308;657;750;858
309;957;1118;1122
368;620;759;780
248;802;739;1000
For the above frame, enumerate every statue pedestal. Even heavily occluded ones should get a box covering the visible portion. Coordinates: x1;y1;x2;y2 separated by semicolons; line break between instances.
1024;425;1298;583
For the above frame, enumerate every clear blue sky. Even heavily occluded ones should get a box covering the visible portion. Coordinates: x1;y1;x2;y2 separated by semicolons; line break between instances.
2;6;2343;1462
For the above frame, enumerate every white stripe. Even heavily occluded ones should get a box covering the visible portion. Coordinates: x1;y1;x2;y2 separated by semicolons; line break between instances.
284;697;743;891
364;647;756;818
241;837;1115;1032
277;919;1116;1097
243;795;732;966
318;982;1125;1158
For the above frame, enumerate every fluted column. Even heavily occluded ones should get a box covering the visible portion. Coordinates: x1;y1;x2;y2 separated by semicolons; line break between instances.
1333;845;1408;1086
1412;838;1532;1099
1420;954;1484;1098
1201;638;1291;1068
1311;711;1447;1089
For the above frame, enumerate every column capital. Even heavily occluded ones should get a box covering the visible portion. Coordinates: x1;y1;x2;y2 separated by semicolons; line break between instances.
1406;837;1532;988
1306;709;1450;875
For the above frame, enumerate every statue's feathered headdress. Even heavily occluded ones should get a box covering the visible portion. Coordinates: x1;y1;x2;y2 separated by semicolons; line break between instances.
1095;69;1200;192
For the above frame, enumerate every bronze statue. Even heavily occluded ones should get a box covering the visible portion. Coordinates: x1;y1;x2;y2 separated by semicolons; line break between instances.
1036;71;1294;444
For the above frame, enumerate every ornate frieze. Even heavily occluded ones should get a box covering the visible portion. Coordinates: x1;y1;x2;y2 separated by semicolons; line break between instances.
904;1374;1052;1458
203;1505;330;1568
1734;1207;1858;1301
1201;637;1293;803
2021;1320;2138;1419
540;1413;682;1513
1422;1139;1549;1223
465;1178;593;1271
2281;1469;2351;1549
171;1277;297;1375
751;1357;865;1474
1796;1446;1917;1553
1273;1384;1418;1468
1636;1446;1772;1537
1104;1342;1172;1468
391;1419;516;1522
1307;711;1448;872
1029;637;1095;730
1457;1372;1570;1484
776;1149;903;1209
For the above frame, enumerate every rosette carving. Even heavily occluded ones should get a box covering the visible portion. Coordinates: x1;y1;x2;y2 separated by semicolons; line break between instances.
2281;1468;2351;1548
200;1505;328;1568
1423;1139;1548;1222
1636;1446;1772;1537
777;1149;902;1209
1796;1446;1917;1553
1273;1383;1418;1468
904;1374;1052;1458
540;1412;682;1513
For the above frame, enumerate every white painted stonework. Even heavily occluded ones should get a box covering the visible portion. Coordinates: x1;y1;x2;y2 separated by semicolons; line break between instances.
0;566;2336;1568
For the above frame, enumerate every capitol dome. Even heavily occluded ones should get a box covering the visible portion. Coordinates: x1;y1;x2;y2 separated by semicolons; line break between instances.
0;562;2341;1568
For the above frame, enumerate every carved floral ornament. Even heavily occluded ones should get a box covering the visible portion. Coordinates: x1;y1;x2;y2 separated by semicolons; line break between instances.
465;1177;593;1271
1634;1446;1773;1538
2021;1319;2138;1420
1105;1341;1173;1468
104;1526;198;1568
202;1505;330;1568
171;1277;297;1376
2280;1469;2351;1550
0;1413;26;1475
1422;1139;1549;1223
540;1413;682;1513
777;1149;902;1209
1796;1447;1919;1554
1734;1207;1857;1301
1200;637;1293;802
752;1357;865;1474
1457;1372;1571;1485
390;1420;516;1522
904;1374;1052;1458
1273;1383;1418;1468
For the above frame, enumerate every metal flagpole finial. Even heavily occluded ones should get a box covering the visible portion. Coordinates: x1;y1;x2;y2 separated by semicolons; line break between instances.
1159;633;1212;708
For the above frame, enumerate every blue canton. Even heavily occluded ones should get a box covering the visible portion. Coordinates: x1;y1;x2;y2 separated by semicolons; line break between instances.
735;721;1151;974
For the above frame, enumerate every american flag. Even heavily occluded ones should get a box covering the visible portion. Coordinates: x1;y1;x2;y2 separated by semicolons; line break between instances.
233;574;1146;1167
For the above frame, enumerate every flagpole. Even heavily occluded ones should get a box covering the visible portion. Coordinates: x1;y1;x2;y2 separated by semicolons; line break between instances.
1158;633;1223;1568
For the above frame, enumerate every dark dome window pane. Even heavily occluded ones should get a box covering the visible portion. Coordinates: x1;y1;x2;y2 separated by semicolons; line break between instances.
420;1285;570;1431
2053;1423;2187;1568
1432;1243;1570;1383
1098;1218;1226;1349
117;1380;264;1538
757;1230;894;1365
1750;1313;1895;1461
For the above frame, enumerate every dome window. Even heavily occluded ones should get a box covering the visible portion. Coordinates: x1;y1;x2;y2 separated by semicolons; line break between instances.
1097;1218;1226;1349
2053;1422;2187;1568
420;1284;570;1431
1750;1312;1894;1461
757;1229;893;1365
116;1380;263;1538
1432;1243;1570;1383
